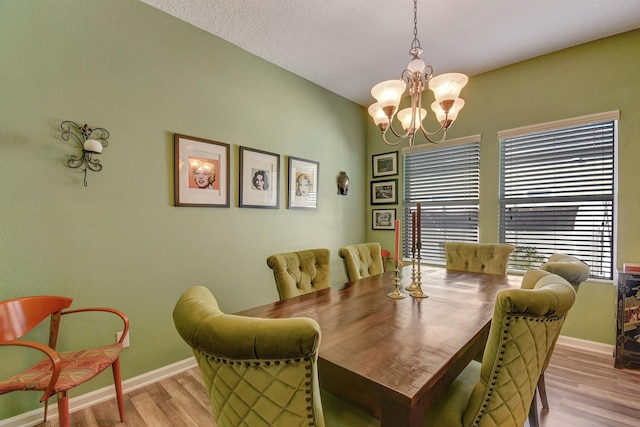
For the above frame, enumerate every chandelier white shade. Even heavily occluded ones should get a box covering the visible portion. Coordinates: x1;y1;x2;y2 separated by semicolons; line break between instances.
429;73;468;104
397;107;427;131
432;98;465;126
368;0;468;148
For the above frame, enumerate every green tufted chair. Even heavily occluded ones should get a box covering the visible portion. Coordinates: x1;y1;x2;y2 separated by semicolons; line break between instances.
535;254;590;411
540;253;590;292
444;242;515;275
266;248;331;300
422;270;576;427
338;242;384;282
173;286;378;427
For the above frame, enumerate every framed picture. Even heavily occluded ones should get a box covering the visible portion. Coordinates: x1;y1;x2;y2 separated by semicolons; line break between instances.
289;156;319;209
239;147;280;209
372;151;398;178
371;179;398;205
372;209;396;230
174;134;230;207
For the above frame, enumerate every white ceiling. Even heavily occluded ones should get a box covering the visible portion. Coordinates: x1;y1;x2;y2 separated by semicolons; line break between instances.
140;0;640;107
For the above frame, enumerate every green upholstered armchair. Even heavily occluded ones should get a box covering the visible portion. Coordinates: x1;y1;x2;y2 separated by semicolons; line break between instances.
338;242;384;281
423;270;576;427
266;248;331;300
173;286;377;427
540;253;590;291
444;242;515;275
536;254;589;411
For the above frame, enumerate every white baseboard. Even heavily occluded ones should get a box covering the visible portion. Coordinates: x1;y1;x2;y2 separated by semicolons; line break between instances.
0;357;197;427
556;335;615;355
1;336;615;427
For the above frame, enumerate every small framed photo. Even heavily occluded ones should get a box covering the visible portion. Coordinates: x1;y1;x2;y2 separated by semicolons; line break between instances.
289;156;319;210
372;151;398;178
239;147;280;209
371;179;398;205
174;134;230;207
372;209;396;230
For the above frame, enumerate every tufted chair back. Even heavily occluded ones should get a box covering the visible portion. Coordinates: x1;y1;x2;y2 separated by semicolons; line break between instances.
463;271;575;426
338;242;384;282
528;255;589;413
173;286;325;427
540;253;590;291
444;242;515;275
266;249;331;300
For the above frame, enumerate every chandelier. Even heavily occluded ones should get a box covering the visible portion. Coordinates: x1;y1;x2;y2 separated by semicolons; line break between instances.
368;0;468;148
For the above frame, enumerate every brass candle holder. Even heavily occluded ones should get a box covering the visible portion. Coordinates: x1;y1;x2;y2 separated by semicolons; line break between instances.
409;242;428;298
387;261;406;299
405;247;418;292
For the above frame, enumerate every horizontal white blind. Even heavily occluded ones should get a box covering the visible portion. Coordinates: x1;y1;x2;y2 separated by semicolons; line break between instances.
499;120;615;279
404;139;480;264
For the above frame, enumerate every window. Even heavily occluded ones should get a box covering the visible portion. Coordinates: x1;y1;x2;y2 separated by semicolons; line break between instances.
403;136;480;264
499;111;618;280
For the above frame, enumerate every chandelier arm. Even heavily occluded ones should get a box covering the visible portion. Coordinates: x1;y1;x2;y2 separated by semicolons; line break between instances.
387;121;410;140
382;122;412;146
381;132;411;147
418;126;448;144
418;117;448;138
415;91;448;140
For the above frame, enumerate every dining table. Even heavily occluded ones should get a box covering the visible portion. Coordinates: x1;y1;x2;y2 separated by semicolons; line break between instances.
236;266;522;426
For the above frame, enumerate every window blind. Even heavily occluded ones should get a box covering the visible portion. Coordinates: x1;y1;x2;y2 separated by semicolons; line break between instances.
499;119;616;279
403;137;480;264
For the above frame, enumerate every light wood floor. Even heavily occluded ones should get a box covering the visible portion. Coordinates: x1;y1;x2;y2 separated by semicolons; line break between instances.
36;342;640;427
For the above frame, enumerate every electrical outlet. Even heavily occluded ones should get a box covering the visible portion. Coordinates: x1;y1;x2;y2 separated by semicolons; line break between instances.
116;331;130;348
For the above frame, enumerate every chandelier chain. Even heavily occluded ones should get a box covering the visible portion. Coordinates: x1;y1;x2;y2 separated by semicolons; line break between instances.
411;0;421;52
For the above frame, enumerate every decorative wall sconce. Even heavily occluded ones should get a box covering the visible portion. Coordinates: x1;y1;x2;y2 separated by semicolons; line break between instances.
60;120;110;187
337;171;350;195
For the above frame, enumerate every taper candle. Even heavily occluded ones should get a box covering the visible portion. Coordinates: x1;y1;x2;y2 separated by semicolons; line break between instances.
394;219;400;261
416;203;421;247
412;211;416;253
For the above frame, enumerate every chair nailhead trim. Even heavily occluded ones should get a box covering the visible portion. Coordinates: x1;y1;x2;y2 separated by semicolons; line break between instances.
198;350;319;425
471;313;566;426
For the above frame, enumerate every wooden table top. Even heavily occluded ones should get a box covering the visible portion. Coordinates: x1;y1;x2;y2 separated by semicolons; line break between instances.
236;266;522;426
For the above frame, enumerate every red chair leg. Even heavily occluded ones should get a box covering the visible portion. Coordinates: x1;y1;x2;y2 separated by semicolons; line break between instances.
43;398;49;424
57;392;70;427
112;357;125;421
538;372;549;411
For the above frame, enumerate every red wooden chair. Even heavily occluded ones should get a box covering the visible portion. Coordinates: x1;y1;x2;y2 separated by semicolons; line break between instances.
0;296;129;427
381;248;405;271
381;248;391;271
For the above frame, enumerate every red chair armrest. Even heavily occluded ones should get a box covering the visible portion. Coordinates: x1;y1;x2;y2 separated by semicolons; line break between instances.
1;339;62;401
62;307;129;345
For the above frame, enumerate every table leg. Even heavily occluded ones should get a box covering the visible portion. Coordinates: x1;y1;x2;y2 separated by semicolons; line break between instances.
380;400;423;426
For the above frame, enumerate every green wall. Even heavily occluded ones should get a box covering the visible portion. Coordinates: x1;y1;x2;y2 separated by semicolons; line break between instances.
0;0;367;418
367;30;640;346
